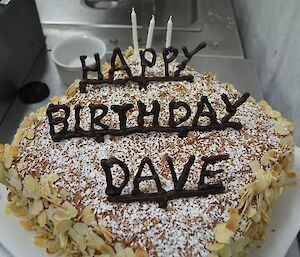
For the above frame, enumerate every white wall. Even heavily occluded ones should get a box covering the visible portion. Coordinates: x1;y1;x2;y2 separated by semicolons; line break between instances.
232;0;300;144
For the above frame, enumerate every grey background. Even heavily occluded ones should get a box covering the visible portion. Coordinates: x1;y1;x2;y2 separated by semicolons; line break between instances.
233;0;300;144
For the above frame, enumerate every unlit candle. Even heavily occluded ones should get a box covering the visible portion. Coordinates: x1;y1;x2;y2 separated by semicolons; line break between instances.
146;15;155;49
131;8;139;53
165;16;173;48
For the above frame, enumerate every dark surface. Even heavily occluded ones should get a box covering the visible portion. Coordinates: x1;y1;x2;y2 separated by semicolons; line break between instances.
18;82;50;104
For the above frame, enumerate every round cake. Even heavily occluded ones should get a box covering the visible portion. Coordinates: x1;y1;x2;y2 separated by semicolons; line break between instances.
0;46;295;257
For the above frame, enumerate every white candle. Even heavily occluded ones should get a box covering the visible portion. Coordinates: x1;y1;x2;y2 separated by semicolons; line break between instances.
146;15;155;49
165;16;173;48
131;8;139;53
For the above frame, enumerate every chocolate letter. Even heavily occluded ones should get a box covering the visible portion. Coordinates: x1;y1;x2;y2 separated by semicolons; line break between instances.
166;155;195;191
111;104;134;130
174;42;206;77
109;48;133;81
169;101;191;137
132;157;165;196
74;104;84;133
137;100;160;127
162;47;178;77
221;92;250;123
169;101;192;127
139;48;157;77
101;157;130;196
90;104;109;142
46;104;70;142
198;154;229;188
79;53;103;93
90;104;109;131
192;96;219;126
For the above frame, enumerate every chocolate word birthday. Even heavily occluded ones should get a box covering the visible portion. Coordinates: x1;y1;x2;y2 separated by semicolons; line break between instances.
79;43;206;92
46;92;250;143
101;154;229;208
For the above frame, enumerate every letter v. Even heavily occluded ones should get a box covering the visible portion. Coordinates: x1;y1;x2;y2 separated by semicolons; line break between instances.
166;155;195;191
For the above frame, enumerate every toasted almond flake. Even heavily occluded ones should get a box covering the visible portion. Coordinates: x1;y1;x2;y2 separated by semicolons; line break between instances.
26;130;35;140
252;212;262;223
249;160;262;174
125;46;134;57
46;238;61;254
214;223;233;244
206;242;225;251
7;145;19;157
245;206;257;218
60;188;68;200
4;152;13;169
226;212;241;232
114;242;124;252
37;105;48;117
34;235;47;247
59;233;68;249
243;220;253;234
86;231;106;250
0;163;8;186
65;80;80;96
20;220;35;231
233;237;247;253
0;144;4;153
252;178;271;194
62;201;78;218
50;96;61;104
218;244;231;257
208;254;219;257
74;222;90;236
55;218;72;234
134;247;148;257
4;204;27;217
38;211;48;227
124;247;135;257
273;123;290;136
30;199;44;215
102;62;111;75
76;234;86;252
9;176;23;192
99;244;115;255
260;209;270;223
23;175;39;199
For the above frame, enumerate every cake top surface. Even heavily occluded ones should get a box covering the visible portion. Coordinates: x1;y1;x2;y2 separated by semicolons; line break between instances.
13;52;283;256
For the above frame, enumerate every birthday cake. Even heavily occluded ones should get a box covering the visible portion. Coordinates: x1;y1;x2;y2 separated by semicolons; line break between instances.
0;44;295;257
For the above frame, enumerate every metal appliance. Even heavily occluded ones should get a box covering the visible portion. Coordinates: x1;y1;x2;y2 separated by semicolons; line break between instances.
0;0;45;123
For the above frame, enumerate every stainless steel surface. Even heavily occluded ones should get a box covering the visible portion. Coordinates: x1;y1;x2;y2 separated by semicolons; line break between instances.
36;0;243;57
0;0;11;5
36;0;203;31
0;0;45;123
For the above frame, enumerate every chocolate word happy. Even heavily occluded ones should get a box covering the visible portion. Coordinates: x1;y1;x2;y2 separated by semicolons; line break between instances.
79;43;206;92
